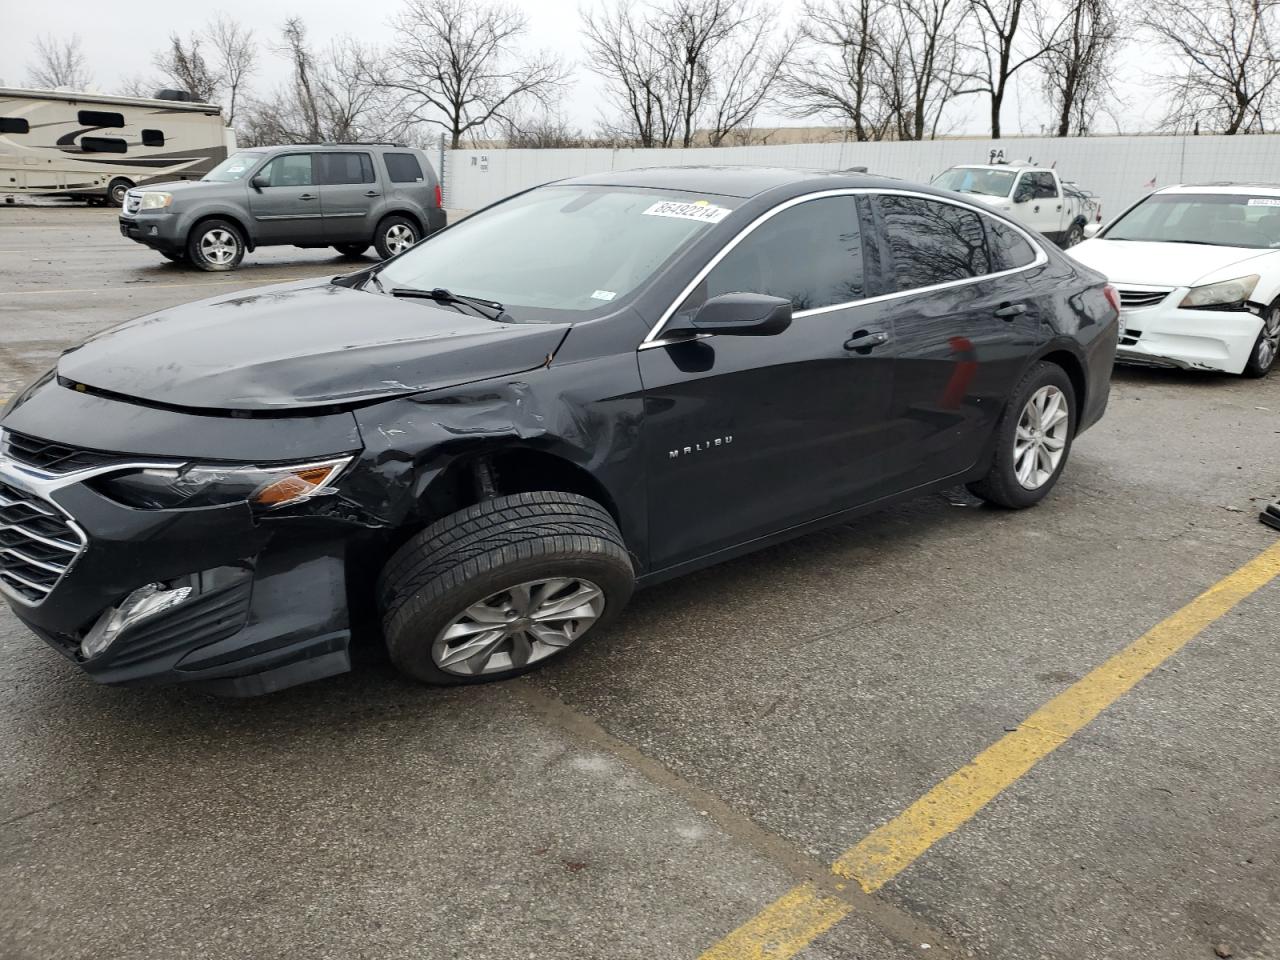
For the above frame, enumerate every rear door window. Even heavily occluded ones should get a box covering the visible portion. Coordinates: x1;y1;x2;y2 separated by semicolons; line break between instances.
318;153;376;185
984;216;1038;271
260;154;314;187
690;195;866;312
384;152;425;183
874;195;993;290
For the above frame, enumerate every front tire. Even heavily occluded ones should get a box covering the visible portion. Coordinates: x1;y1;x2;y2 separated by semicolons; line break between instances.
374;215;419;260
186;219;245;272
1243;303;1279;378
968;362;1076;509
379;492;634;685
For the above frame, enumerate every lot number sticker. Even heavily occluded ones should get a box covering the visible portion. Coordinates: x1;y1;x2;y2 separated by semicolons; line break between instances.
643;200;731;224
1248;198;1280;206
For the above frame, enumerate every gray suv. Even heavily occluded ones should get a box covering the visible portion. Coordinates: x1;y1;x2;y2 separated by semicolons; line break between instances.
118;143;447;271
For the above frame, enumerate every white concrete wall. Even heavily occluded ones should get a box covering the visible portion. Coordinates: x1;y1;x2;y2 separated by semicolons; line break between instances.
441;135;1280;221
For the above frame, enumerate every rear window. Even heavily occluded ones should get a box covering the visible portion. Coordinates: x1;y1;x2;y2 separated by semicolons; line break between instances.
985;217;1038;271
78;110;125;128
0;118;29;134
319;153;376;185
875;195;992;289
384;152;425;183
81;136;127;154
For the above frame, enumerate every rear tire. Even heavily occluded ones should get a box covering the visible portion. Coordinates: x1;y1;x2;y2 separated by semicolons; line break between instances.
379;492;634;685
967;362;1076;509
186;219;245;272
374;215;419;260
1242;302;1279;378
107;178;133;207
1062;221;1085;248
334;243;370;259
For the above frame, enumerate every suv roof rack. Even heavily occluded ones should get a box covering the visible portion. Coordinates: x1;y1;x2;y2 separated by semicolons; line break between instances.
288;141;408;148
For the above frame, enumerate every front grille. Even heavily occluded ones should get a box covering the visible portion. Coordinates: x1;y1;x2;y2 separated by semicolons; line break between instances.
1117;288;1170;309
0;481;84;603
3;431;126;474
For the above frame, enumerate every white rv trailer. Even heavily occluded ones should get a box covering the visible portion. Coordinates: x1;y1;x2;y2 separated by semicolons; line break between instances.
0;87;235;206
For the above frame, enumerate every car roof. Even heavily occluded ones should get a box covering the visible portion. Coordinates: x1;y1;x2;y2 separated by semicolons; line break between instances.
558;165;910;199
1160;182;1280;196
251;143;415;154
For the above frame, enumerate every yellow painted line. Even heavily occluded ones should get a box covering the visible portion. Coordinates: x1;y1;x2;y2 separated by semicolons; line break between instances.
701;539;1280;959
0;277;306;297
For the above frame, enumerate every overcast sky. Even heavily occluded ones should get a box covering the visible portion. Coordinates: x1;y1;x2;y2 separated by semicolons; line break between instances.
5;0;1168;138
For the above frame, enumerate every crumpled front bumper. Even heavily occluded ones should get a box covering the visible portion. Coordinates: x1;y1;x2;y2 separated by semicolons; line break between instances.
1117;293;1264;374
0;454;354;696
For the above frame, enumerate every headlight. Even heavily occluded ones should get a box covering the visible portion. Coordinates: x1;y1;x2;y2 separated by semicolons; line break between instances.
139;191;173;210
1179;274;1259;309
93;457;352;510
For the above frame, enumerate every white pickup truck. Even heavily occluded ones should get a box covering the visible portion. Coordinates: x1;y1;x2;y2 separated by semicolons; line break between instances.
932;163;1100;248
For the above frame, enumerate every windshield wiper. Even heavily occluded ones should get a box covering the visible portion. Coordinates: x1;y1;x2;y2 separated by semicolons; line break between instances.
389;286;505;321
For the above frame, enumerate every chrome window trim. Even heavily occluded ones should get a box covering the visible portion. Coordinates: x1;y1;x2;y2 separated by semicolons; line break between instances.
639;187;1049;347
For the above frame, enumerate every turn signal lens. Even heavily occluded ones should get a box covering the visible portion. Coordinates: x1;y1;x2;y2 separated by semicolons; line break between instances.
252;464;345;507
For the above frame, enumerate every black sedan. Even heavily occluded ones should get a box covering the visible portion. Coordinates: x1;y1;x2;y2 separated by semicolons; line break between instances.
0;167;1118;694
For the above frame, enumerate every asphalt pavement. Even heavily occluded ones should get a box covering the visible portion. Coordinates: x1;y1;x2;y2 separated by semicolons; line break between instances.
1;202;1278;960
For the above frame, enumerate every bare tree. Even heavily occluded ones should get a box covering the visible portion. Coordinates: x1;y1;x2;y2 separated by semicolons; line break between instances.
1035;0;1121;136
501;110;589;147
153;33;220;103
963;0;1064;137
586;0;792;147
208;15;257;124
1141;0;1280;134
239;21;408;146
779;0;893;141
879;0;971;139
368;0;568;148
26;34;91;90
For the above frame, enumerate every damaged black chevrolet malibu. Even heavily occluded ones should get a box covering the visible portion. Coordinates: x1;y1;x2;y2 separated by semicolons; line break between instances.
0;168;1118;695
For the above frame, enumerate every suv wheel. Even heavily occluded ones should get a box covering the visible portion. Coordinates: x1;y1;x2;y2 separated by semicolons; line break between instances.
379;491;634;685
967;362;1076;509
374;216;419;259
1243;303;1280;378
334;243;370;259
187;219;245;272
107;178;133;207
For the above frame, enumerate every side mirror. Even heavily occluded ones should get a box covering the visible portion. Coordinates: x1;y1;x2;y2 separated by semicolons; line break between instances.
1083;222;1102;238
672;292;793;338
251;174;270;190
1013;185;1033;204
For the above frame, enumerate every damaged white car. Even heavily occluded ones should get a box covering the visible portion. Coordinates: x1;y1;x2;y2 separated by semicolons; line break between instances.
1070;184;1280;377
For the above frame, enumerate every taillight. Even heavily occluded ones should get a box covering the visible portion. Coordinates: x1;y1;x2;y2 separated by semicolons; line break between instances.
434;183;442;208
1103;284;1121;315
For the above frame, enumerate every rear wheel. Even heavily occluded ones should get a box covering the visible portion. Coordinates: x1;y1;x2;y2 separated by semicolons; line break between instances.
968;362;1076;509
374;215;419;260
107;178;133;207
1062;221;1085;248
1243;303;1280;378
187;219;245;272
379;491;634;685
334;243;370;259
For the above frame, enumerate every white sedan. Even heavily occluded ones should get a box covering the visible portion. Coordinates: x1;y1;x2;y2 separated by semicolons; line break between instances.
1070;184;1280;377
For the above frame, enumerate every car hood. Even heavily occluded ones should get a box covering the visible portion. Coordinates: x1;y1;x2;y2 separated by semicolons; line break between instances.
1069;238;1276;287
57;280;572;412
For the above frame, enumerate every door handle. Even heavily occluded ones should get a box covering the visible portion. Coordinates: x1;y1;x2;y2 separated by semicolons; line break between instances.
993;302;1027;320
844;329;890;353
1056;204;1062;211
364;190;381;197
298;193;316;200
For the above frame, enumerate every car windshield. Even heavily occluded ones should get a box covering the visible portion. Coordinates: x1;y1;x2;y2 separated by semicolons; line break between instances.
933;167;1017;198
1104;193;1280;249
203;152;264;182
375;185;740;319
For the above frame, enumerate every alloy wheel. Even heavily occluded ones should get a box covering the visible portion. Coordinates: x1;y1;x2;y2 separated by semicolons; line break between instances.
199;228;239;265
432;577;605;676
385;223;416;254
1014;385;1069;490
1256;306;1280;371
